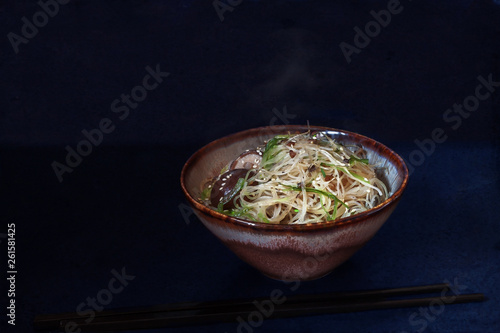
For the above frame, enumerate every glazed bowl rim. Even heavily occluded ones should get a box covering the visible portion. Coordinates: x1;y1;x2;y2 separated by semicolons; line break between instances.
180;125;409;232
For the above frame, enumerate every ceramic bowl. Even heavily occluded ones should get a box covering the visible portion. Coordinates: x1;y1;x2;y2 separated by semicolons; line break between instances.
180;125;409;280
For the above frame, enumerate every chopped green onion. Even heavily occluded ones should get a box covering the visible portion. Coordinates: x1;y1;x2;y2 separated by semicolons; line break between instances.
200;186;211;200
262;134;290;169
281;184;349;209
320;168;326;178
257;212;270;223
349;155;369;165
332;198;338;219
350;171;370;184
321;163;370;185
319;197;334;221
219;164;229;175
226;207;255;221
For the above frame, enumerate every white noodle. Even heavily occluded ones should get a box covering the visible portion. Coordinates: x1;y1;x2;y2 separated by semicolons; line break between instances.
208;132;388;225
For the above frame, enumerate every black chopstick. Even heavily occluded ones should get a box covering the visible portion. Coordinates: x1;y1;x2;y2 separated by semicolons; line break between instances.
34;283;485;331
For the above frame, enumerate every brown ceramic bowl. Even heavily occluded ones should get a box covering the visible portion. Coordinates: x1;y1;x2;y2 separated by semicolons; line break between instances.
180;125;409;281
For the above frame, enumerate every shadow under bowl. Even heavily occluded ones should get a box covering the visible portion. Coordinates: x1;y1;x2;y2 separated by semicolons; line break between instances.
180;125;409;281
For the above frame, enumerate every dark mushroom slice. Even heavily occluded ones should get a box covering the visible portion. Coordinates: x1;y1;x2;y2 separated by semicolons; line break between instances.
229;150;263;170
210;168;255;210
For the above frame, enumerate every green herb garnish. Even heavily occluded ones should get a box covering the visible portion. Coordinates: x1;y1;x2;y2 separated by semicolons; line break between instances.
350;171;370;184
262;134;290;169
320;197;335;221
281;184;349;209
257;212;270;223
200;186;211;201
349;155;369;165
320;163;370;185
219;164;229;175
225;206;255;221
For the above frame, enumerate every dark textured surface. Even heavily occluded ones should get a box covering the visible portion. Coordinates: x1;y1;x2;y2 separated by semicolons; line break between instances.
1;0;499;332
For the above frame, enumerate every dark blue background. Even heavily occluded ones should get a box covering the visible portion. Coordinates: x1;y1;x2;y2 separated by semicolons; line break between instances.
1;0;499;332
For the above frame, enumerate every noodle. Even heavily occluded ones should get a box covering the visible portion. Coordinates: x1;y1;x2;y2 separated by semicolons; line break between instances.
201;131;388;224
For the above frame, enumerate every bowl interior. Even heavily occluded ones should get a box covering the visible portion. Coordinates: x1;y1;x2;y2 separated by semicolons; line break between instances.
182;125;408;224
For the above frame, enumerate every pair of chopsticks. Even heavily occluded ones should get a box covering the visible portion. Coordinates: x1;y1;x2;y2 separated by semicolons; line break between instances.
34;283;484;331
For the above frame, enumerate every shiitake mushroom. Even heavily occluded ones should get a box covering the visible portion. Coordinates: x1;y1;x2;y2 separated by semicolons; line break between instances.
229;150;262;170
210;168;255;210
